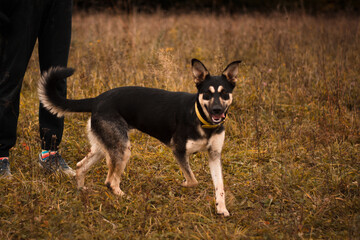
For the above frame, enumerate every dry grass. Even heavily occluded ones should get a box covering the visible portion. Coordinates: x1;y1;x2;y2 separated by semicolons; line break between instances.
1;12;359;239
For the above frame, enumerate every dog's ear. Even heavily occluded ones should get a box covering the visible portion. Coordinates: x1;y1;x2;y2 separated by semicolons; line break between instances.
191;59;209;85
222;60;242;84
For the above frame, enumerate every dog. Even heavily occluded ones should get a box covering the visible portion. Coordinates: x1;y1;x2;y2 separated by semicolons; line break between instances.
38;59;241;216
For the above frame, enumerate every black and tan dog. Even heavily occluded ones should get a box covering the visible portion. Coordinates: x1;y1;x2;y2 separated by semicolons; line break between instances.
38;59;241;216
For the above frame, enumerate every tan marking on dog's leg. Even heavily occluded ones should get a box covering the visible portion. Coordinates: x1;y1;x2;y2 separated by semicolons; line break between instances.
106;142;131;196
104;153;115;191
174;152;198;187
77;124;105;190
181;168;199;187
76;145;104;189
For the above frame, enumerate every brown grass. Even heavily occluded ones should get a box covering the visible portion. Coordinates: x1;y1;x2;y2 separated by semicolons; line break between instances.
1;12;359;239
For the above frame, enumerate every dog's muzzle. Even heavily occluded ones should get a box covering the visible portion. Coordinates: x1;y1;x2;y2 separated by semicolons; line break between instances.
209;105;226;124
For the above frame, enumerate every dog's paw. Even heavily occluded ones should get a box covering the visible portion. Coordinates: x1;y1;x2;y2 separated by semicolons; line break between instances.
181;179;199;187
112;188;125;197
78;186;88;191
216;207;230;217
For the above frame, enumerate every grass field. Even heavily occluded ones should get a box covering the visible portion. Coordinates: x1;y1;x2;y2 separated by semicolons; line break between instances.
1;12;359;239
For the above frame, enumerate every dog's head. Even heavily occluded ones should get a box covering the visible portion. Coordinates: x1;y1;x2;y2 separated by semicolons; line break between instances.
192;59;241;125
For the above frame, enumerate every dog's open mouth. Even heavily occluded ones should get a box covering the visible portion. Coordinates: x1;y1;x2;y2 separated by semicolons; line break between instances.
211;113;225;124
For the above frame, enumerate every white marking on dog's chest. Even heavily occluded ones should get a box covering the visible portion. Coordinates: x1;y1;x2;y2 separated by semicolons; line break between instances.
208;131;225;152
185;131;225;155
186;138;208;154
185;125;208;154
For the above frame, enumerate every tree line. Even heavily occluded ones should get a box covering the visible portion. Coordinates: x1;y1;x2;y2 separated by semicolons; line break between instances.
73;0;359;14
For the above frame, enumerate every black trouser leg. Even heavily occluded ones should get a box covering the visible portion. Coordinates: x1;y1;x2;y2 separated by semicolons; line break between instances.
38;0;72;150
0;1;40;157
0;0;72;156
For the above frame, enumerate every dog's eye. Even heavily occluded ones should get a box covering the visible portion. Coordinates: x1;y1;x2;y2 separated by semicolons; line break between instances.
220;90;230;100
203;91;211;100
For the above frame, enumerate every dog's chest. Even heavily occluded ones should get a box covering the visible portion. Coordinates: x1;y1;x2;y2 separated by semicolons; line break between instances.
185;138;208;154
185;128;225;154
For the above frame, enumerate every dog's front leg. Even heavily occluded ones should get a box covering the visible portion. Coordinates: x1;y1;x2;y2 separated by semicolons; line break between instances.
208;149;229;216
173;151;198;187
208;132;229;217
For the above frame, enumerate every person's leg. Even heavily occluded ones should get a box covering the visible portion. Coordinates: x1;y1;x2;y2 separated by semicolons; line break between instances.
0;1;43;158
37;0;75;177
38;0;72;151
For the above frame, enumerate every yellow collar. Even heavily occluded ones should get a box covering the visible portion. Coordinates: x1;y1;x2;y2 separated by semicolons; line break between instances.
195;102;226;129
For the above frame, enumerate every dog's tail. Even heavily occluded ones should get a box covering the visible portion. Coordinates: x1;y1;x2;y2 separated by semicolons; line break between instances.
38;67;94;117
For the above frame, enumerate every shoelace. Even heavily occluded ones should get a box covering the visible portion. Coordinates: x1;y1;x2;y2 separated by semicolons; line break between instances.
56;154;70;169
49;153;70;169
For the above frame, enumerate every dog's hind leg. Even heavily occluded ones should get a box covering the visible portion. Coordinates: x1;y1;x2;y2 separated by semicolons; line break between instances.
76;120;105;189
173;151;198;187
104;140;131;196
91;114;131;196
76;144;104;189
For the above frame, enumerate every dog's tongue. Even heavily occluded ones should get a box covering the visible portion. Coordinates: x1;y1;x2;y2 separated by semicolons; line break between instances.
212;113;225;121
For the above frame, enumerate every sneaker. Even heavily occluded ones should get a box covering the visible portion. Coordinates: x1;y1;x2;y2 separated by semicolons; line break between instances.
0;157;12;178
38;152;75;177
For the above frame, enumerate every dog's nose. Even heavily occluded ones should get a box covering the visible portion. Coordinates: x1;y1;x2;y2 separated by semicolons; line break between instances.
212;106;222;114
